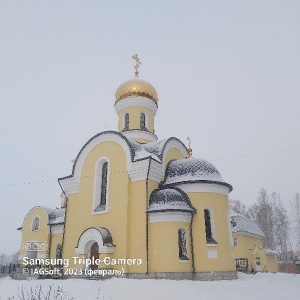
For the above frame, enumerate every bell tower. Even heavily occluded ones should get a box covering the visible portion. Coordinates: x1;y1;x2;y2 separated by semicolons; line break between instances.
114;55;158;144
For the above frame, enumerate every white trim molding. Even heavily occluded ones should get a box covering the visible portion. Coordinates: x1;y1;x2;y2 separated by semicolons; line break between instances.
115;97;158;116
227;209;234;247
207;250;218;259
122;130;158;142
59;133;132;195
51;224;64;234
149;211;192;223
176;183;229;196
92;157;110;215
75;228;115;255
128;159;164;183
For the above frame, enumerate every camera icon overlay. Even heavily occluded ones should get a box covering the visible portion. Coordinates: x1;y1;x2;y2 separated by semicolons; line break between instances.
22;241;48;251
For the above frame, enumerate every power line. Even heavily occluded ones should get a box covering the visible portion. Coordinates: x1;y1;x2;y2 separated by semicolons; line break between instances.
0;146;299;188
210;146;300;162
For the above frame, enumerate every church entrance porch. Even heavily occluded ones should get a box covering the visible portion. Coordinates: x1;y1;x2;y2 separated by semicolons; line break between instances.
89;242;99;270
74;227;115;270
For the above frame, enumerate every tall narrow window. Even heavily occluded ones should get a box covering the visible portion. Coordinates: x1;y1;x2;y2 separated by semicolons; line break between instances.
140;112;146;130
31;217;40;231
204;209;216;244
178;228;189;260
100;162;108;207
94;161;109;213
124;113;129;130
56;244;62;259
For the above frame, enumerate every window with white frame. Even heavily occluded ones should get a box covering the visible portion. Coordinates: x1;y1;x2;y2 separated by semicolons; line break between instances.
178;228;189;260
93;159;109;213
204;209;217;244
31;216;40;231
124;113;129;130
140;112;146;130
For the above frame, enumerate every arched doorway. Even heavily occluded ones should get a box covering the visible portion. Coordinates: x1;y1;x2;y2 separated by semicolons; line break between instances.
89;242;99;270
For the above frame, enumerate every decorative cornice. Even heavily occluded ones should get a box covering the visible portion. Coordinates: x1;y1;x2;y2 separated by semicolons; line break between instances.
122;130;158;142
115;97;158;115
175;183;230;196
58;131;192;194
59;131;134;194
149;211;192;223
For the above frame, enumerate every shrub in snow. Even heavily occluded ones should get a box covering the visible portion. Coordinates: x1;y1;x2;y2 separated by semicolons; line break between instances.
3;284;74;300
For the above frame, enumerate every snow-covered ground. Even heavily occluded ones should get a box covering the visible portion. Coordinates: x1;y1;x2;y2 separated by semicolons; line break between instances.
0;272;299;300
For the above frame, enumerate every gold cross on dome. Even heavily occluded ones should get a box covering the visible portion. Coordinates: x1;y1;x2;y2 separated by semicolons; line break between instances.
187;136;193;158
187;136;191;148
132;54;141;76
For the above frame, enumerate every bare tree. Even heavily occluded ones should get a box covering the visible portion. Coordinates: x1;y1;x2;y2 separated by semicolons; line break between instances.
248;188;276;249
229;198;250;217
8;251;19;264
272;192;290;261
0;253;8;266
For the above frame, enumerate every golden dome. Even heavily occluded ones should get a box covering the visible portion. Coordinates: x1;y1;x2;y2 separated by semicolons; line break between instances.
115;76;158;104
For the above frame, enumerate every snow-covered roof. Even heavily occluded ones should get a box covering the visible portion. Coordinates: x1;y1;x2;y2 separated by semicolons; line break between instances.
265;249;279;256
18;206;65;230
127;137;187;163
59;131;188;184
231;212;265;237
161;158;232;191
98;227;114;247
126;138;161;162
47;208;65;225
143;139;169;159
147;188;196;213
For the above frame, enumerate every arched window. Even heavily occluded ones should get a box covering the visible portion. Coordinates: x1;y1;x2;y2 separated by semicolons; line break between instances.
31;217;40;231
178;228;189;260
204;209;217;244
56;244;62;260
140;112;146;130
93;159;109;213
124;113;129;130
100;162;108;207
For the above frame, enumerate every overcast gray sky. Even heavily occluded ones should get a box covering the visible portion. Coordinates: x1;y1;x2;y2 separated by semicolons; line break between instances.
0;1;299;254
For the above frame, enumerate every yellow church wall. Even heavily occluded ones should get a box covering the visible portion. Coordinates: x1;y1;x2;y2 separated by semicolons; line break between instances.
118;107;154;133
188;192;235;272
19;207;51;261
148;221;192;273
164;147;185;168
126;179;159;273
233;233;263;260
62;141;130;271
49;233;63;260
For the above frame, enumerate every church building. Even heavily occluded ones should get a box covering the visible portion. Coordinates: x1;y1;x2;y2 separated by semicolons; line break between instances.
18;56;237;280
